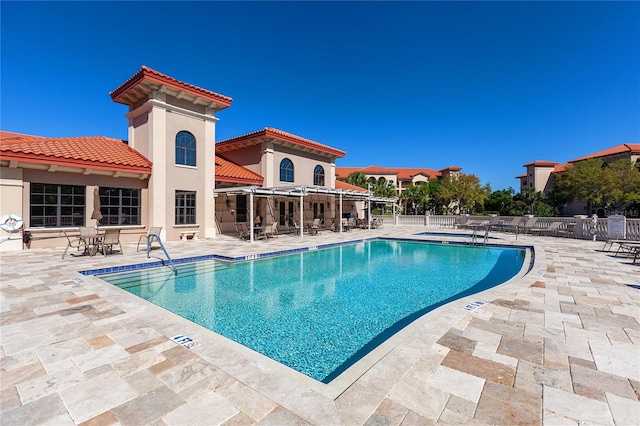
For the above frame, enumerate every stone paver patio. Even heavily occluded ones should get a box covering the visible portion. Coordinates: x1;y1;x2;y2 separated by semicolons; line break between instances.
1;226;639;425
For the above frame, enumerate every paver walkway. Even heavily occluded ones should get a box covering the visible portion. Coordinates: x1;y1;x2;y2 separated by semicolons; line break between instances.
1;227;639;425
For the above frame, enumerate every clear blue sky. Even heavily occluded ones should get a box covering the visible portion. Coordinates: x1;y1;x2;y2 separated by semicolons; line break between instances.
2;1;639;191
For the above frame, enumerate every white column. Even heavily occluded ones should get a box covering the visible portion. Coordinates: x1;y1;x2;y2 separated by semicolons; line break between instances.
249;192;254;243
299;194;304;238
339;193;343;233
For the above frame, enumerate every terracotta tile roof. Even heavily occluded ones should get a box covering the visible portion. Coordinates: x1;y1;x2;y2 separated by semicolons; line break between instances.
515;173;527;178
110;66;232;109
336;166;441;180
335;180;369;192
335;167;362;179
552;163;569;173
439;165;462;172
217;128;345;158
215;155;263;185
397;168;440;180
568;143;640;163
0;131;152;174
522;160;559;167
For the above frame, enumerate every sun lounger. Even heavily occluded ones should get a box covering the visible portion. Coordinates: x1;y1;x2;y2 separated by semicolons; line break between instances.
530;221;562;237
603;238;639;252
518;217;539;234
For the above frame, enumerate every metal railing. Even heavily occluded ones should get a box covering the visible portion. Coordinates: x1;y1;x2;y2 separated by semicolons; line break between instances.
147;233;177;274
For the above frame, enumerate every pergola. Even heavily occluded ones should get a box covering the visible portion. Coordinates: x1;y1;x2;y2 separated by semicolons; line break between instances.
213;185;397;242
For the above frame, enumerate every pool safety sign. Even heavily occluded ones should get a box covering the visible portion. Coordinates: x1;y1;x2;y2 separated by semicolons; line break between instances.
172;334;199;349
463;301;486;312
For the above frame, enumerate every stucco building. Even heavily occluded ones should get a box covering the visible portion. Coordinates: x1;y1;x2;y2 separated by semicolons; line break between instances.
0;66;375;251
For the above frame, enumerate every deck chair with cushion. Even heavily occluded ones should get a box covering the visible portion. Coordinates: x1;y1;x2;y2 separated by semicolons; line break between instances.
137;226;163;252
99;228;122;256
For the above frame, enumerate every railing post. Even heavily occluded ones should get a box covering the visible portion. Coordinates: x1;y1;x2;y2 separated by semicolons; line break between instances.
574;215;587;239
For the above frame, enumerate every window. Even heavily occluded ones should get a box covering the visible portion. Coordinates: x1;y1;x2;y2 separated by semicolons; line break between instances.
236;195;247;223
313;202;325;220
313;165;325;186
30;183;85;227
175;190;196;224
175;131;196;167
280;158;294;182
99;187;140;225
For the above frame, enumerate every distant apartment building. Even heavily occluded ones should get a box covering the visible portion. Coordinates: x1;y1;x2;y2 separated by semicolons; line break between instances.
517;143;640;215
335;165;462;196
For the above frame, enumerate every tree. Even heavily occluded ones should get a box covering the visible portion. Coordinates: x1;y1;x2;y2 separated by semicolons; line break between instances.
555;158;640;215
371;177;396;198
400;183;429;214
435;174;491;214
515;188;544;215
484;188;521;215
345;172;368;189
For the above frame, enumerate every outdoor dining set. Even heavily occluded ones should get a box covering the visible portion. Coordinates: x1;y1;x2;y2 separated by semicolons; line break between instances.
61;226;123;259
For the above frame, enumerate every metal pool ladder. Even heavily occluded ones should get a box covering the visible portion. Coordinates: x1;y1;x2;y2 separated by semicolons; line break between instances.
470;225;490;246
146;233;177;274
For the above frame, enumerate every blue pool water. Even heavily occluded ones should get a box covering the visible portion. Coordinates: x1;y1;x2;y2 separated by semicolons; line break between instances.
100;239;526;383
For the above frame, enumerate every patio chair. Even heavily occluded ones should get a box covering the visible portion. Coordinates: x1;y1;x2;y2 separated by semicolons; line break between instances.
259;222;278;240
61;231;88;259
235;223;250;240
311;218;322;234
341;218;351;231
348;218;357;230
137;226;163;252
99;228;122;256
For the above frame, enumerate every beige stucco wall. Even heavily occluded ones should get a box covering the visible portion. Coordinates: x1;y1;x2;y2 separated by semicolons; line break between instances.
271;145;334;188
0;166;149;250
126;91;218;241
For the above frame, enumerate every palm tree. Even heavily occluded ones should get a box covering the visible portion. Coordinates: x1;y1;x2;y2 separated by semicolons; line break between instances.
345;172;368;189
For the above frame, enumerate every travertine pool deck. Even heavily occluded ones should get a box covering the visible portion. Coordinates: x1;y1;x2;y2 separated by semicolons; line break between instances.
1;226;639;425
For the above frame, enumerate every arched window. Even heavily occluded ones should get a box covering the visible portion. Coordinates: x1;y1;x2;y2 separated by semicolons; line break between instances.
280;158;294;182
175;131;196;167
313;165;325;186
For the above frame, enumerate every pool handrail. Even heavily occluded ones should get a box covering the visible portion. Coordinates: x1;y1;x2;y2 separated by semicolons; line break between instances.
146;232;177;274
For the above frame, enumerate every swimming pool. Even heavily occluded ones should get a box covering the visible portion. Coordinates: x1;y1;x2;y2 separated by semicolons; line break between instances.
100;239;527;383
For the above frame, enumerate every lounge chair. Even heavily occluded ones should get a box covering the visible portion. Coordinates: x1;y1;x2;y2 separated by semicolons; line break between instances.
348;218;357;230
603;238;638;252
98;228;122;256
530;221;562;237
307;218;321;235
137;226;163;251
557;223;576;238
490;217;521;233
341;218;351;231
615;241;640;257
518;217;539;234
